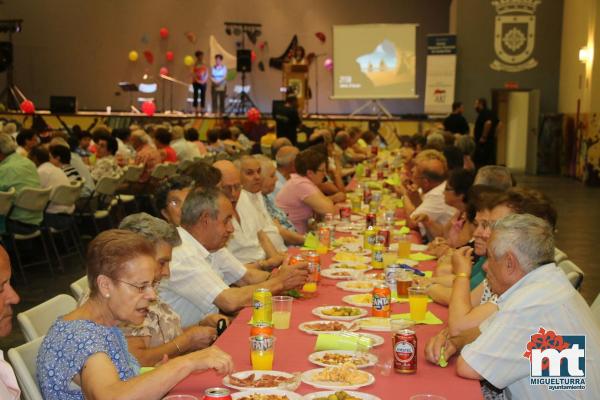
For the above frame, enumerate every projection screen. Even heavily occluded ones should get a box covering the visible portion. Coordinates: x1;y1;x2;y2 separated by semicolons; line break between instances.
332;24;418;99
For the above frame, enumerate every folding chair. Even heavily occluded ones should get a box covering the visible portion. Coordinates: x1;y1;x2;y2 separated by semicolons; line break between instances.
17;294;77;341
7;336;44;400
70;275;89;302
558;259;584;290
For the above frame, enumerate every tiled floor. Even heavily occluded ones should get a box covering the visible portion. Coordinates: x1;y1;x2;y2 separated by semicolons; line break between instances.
1;173;599;351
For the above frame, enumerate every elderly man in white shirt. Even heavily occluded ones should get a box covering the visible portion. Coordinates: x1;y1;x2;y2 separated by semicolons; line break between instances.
0;245;22;400
403;149;457;239
159;187;308;327
214;160;285;267
426;214;600;399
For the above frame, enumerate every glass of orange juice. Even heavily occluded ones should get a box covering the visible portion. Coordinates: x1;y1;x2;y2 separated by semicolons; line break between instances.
250;335;275;370
408;286;428;321
396;235;411;259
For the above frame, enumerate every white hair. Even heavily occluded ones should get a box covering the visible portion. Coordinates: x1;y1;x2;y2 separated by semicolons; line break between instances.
489;213;555;273
474;166;514;190
0;133;17;155
254;154;275;177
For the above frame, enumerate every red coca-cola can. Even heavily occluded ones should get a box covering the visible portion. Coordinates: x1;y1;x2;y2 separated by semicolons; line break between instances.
366;213;376;228
378;228;390;248
371;146;379;155
339;206;352;221
393;329;417;374
203;387;232;399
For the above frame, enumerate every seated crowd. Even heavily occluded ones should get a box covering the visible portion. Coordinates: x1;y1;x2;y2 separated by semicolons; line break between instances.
0;119;598;399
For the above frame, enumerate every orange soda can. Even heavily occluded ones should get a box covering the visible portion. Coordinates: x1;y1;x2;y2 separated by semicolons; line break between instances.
372;283;391;317
250;322;273;336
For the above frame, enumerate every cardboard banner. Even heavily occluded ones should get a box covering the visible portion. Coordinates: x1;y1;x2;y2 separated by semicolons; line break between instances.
424;34;456;115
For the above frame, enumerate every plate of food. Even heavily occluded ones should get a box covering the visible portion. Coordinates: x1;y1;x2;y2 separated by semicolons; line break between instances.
355;317;415;332
223;370;299;391
301;364;375;390
231;389;304;400
308;350;378;369
304;390;382;400
333;332;384;347
320;269;358;280
312;306;368;321
342;294;399;307
329;263;372;271
337;244;370;255
335;223;366;233
336;280;377;293
298;320;360;335
332;252;371;264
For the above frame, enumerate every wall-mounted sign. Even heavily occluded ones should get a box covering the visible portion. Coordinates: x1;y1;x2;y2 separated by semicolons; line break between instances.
424;34;456;115
490;0;541;72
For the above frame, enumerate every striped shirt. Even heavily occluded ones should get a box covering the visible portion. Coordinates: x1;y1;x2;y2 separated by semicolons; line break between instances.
462;263;600;399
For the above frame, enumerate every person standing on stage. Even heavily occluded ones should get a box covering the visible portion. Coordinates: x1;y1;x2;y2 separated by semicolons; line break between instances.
192;51;209;115
473;98;499;169
211;54;227;116
443;101;469;135
274;95;301;145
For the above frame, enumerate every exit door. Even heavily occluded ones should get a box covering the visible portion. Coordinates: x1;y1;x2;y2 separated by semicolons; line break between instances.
492;89;540;174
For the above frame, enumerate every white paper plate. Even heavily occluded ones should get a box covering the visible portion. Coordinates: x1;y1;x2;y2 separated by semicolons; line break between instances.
321;268;358;280
231;389;303;399
304;390;382;400
312;306;368;321
298;320;360;335
329;262;372;271
301;368;375;390
223;370;296;391
355;317;416;332
336;280;377;293
308;350;378;369
342;294;399;307
337;244;371;255
335;222;366;233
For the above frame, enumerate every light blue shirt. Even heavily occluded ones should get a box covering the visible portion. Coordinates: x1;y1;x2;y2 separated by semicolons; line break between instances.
268;170;287;203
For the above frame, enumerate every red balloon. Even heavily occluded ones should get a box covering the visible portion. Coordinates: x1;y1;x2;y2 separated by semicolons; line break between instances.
159;67;169;76
251;50;257;62
246;107;260;123
166;51;174;62
315;32;326;43
144;50;154;64
159;27;169;39
141;101;156;117
20;100;35;114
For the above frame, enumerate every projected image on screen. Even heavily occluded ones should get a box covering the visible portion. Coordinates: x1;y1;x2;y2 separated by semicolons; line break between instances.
333;24;417;99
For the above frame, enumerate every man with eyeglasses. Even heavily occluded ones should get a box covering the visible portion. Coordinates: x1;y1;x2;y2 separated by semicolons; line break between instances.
403;149;457;239
215;159;285;267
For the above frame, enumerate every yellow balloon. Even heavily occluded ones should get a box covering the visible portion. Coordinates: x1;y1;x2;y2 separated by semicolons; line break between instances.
128;50;139;62
183;55;194;66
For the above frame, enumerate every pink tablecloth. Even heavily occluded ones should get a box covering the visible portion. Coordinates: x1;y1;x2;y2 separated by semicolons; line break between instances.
169;251;483;399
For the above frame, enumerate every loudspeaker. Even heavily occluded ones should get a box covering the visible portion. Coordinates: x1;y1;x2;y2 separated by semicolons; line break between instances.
50;96;77;114
236;49;252;73
0;42;13;73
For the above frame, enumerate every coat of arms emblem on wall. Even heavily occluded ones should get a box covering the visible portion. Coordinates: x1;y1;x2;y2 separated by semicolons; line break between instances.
490;0;541;72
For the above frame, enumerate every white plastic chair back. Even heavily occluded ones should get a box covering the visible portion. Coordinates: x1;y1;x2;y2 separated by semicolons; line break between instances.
95;175;121;197
13;187;52;212
554;247;568;264
70;275;89;302
17;294;77;341
591;292;600;326
151;163;173;179
0;187;16;216
558;260;584;290
122;164;144;182
7;336;44;400
50;181;83;207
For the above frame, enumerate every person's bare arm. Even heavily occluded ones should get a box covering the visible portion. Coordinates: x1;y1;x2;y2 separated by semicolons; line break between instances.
81;346;233;400
317;180;340;196
213;262;309;313
257;230;281;260
126;325;217;367
303;191;336;216
479;120;493;143
274;220;305;245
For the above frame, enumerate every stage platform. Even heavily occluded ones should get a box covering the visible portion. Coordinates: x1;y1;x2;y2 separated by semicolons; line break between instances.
0;110;442;141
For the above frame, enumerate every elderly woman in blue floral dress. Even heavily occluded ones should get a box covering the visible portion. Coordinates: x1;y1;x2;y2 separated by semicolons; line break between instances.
37;229;233;400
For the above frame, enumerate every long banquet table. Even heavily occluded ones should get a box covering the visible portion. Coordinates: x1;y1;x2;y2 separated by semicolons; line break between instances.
168;236;483;399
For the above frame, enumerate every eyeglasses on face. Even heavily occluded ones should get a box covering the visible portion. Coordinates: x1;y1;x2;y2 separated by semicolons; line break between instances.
114;279;160;294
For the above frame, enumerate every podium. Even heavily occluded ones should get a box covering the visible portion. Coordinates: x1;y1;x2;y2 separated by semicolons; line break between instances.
283;63;309;112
